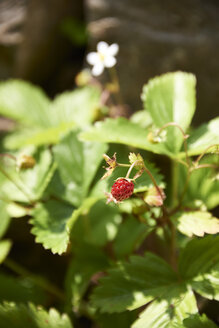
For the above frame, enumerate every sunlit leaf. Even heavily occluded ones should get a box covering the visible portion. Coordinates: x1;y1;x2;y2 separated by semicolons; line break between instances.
142;72;196;153
178;155;219;210
175;211;219;237
0;302;73;328
180;314;218;328
0;80;50;127
132;288;197;328
80;118;174;158
187;117;219;156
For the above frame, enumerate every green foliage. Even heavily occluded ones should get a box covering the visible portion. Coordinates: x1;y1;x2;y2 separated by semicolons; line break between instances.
187;117;219;156
179;235;219;301
0;302;73;328
0;273;46;304
30;200;74;255
175;211;219;237
0;148;53;202
80;118;174;157
0;80;50;126
91;252;177;312
181;314;218;328
71;200;122;247
65;243;109;310
0;201;11;238
0;240;11;264
0;81;101;149
53;131;107;207
178;154;219;210
141;72;196;153
132;288;197;328
0;71;218;327
113;215;152;259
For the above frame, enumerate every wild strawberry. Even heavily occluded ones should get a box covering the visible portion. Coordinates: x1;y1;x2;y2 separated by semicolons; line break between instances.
111;178;134;202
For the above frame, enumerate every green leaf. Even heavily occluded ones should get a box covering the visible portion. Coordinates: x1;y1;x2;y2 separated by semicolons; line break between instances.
0;273;46;304
0;239;11;264
179;235;219;301
178;155;219;210
0;201;11;238
80;118;174;158
175;211;219;237
91;252;177;313
190;262;219;301
4;124;75;149
181;314;218;328
132;288;198;328
1;148;54;202
71;200;122;247
65;243;109;310
51;86;100;127
187;117;219;156
130;110;153;128
1;84;101;148
179;235;219;279
142;72;196;153
6;203;29;218
113;216;153;259
0;80;51;127
30;200;74;255
53;131;107;207
0;302;73;328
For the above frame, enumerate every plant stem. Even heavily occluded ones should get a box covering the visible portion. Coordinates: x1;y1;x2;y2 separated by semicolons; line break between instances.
194;144;219;165
125;161;138;179
117;163;130;168
4;258;65;301
171;161;178;207
169;221;177;271
108;67;123;104
192;163;218;171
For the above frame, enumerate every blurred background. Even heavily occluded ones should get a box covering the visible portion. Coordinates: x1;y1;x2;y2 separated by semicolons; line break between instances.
0;0;219;124
0;1;219;326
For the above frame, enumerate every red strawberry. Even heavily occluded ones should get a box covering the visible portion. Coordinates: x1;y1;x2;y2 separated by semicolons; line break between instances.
111;178;134;202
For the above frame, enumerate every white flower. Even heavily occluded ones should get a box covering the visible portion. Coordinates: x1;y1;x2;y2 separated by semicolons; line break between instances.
86;41;119;76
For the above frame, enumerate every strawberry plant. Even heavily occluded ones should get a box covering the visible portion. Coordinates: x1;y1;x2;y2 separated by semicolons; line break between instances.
0;44;218;327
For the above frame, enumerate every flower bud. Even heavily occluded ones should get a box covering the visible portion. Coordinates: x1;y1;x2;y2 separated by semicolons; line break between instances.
144;186;165;207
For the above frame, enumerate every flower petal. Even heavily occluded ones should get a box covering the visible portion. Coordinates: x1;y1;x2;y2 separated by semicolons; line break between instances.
104;56;116;68
97;41;109;55
86;52;99;65
92;62;104;76
108;43;119;56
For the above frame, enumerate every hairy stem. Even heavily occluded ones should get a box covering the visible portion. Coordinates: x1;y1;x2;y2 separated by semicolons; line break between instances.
194;144;219;165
